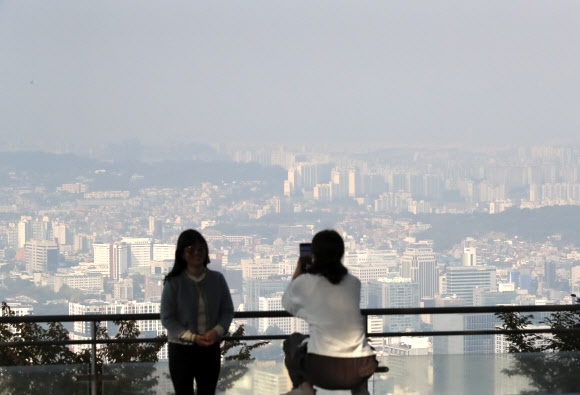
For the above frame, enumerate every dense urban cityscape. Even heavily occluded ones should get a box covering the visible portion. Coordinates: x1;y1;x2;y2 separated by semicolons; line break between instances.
2;143;580;393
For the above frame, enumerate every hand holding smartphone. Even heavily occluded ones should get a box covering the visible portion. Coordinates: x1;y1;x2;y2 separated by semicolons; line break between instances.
299;243;312;273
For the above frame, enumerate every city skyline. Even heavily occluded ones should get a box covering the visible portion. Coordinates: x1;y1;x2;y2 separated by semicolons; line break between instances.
2;142;580;393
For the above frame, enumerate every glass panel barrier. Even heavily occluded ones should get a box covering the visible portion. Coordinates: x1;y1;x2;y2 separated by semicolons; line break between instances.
0;364;91;395
4;351;580;394
99;351;580;395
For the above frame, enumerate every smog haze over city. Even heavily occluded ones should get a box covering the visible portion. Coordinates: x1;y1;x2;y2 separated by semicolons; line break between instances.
3;2;580;394
2;0;580;151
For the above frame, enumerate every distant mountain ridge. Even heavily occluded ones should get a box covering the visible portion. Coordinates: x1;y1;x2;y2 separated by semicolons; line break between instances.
415;205;580;251
0;151;286;192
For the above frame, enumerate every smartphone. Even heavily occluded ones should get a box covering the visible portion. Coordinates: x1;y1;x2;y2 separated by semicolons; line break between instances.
299;243;312;272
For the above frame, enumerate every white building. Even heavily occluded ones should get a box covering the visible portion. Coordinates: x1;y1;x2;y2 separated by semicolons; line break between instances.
93;243;129;279
53;272;104;293
344;250;398;267
25;239;59;273
257;293;306;335
446;266;498;306
462;247;477;267
400;246;438;299
122;237;153;267
368;277;420;333
152;243;174;261
69;300;166;359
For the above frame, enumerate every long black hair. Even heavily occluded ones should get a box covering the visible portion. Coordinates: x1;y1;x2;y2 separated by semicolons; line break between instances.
308;229;348;285
163;229;210;283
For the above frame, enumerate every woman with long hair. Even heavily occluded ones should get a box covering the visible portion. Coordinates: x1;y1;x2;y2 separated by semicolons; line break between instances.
160;229;234;395
282;229;377;395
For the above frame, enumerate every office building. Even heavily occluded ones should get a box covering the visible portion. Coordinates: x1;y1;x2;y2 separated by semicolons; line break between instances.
69;300;166;359
368;277;420;333
93;242;129;279
121;237;152;267
462;247;477;267
25;239;58;273
400;246;438;298
445;266;497;306
53;272;104;293
152;243;174;261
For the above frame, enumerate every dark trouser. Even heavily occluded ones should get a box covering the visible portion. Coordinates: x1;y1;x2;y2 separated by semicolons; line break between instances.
283;332;378;394
168;342;221;395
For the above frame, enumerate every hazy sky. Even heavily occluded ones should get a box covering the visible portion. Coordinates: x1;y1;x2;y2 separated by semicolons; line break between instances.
2;1;580;151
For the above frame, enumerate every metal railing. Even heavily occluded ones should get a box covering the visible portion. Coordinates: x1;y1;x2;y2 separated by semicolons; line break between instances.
2;305;580;394
3;304;580;344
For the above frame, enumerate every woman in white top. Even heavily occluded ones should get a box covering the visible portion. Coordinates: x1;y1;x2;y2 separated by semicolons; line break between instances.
282;230;377;395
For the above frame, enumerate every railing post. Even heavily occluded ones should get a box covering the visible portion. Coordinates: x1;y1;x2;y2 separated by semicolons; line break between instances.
91;320;97;395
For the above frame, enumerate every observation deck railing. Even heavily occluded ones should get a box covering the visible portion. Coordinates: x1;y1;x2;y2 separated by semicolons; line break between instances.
2;305;580;394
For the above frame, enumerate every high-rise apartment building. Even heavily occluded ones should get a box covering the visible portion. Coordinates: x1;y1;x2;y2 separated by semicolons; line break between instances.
17;217;31;248
52;222;70;245
313;183;332;201
30;217;51;241
258;293;293;334
348;169;358;197
330;168;349;199
544;261;558;289
7;223;18;249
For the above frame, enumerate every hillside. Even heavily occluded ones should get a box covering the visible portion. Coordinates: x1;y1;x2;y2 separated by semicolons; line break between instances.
415;205;580;251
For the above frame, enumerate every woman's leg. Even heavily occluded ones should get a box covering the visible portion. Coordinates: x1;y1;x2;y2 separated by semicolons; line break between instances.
193;343;222;395
168;342;195;395
283;332;309;389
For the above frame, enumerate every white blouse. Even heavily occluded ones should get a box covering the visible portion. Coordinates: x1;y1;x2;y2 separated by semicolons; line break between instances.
282;272;375;358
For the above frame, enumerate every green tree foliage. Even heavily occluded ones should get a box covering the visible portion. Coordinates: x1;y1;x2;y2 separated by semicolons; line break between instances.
0;302;87;394
496;307;580;393
96;320;165;395
1;302;268;394
218;324;269;392
0;302;165;395
496;312;541;353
